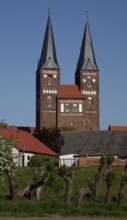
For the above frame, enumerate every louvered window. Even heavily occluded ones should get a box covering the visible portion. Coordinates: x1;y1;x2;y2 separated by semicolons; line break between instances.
48;75;53;86
87;97;92;108
47;96;52;107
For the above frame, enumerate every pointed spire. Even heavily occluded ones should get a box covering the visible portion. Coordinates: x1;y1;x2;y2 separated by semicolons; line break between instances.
78;15;98;71
39;9;59;69
48;6;50;16
86;9;88;21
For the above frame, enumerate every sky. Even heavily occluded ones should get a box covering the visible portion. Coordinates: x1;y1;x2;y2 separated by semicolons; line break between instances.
0;0;127;130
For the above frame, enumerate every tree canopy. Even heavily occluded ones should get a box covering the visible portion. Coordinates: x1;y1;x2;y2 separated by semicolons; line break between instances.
0;134;16;178
34;127;64;154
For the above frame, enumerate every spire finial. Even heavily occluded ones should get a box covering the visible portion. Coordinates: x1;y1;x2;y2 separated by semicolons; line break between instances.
48;6;51;16
86;9;88;20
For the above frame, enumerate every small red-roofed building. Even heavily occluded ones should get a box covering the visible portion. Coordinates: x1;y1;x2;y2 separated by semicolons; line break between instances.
108;125;127;131
0;127;57;167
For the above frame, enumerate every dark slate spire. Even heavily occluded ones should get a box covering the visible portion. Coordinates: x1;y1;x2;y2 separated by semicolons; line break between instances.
39;12;59;69
78;17;98;71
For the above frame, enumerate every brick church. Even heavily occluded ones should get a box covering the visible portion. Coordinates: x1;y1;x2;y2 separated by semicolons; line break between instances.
36;13;99;131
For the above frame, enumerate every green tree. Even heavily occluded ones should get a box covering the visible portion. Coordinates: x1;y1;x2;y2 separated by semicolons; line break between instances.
118;175;127;205
94;154;114;201
58;165;74;205
76;185;91;208
76;177;95;208
118;162;127;205
0;134;18;199
34;127;64;154
0;132;57;200
105;171;115;203
28;154;55;200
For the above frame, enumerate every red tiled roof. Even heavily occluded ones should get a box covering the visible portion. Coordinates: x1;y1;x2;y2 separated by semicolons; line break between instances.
57;84;86;99
108;125;127;131
0;127;57;156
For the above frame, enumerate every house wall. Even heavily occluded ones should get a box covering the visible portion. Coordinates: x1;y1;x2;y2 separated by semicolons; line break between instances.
12;148;34;167
59;154;78;167
12;148;19;165
20;152;34;167
78;156;127;167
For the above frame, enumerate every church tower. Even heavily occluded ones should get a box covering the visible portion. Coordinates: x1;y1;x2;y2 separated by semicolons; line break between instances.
36;11;60;131
36;11;99;131
75;15;100;130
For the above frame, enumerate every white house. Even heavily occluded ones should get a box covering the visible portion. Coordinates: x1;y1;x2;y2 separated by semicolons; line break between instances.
59;154;78;167
1;127;57;167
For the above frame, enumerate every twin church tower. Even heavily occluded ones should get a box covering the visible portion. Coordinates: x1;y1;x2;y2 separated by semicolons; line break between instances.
36;12;100;131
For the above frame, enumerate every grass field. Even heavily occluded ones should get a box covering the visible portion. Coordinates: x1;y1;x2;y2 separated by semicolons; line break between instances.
0;166;127;217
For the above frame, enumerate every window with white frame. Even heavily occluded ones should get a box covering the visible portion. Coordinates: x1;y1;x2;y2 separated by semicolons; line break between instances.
60;103;64;112
79;103;83;112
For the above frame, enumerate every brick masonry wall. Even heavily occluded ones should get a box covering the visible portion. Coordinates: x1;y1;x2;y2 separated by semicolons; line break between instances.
80;70;100;131
57;99;87;131
78;157;126;167
36;69;60;130
58;114;86;131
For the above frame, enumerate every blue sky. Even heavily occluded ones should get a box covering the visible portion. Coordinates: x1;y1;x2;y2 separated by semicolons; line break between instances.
0;0;127;130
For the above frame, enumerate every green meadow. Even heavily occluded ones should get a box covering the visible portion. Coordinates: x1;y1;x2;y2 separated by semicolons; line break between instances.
0;166;127;217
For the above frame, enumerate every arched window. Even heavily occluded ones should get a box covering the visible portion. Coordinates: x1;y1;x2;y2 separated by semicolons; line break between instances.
60;103;64;112
47;96;52;107
73;104;78;112
65;104;70;112
79;103;82;112
87;97;92;108
48;75;53;86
